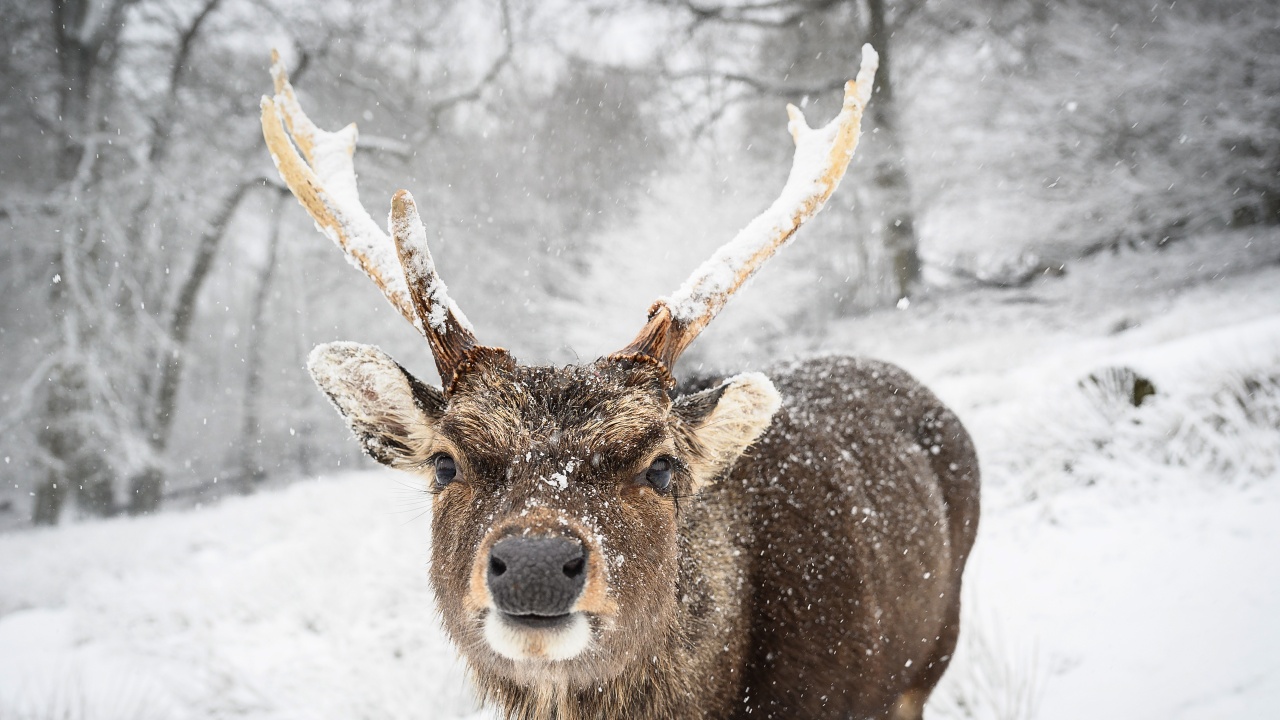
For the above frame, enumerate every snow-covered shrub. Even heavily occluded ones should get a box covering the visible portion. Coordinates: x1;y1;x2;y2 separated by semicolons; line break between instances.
983;332;1280;504
0;663;165;720
1148;369;1280;484
1077;367;1157;415
929;608;1046;720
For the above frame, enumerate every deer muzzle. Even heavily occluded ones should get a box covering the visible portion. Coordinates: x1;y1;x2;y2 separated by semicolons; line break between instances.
479;534;594;662
487;535;588;620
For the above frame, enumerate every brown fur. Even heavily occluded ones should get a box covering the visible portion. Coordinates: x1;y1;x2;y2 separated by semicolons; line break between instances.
310;346;979;719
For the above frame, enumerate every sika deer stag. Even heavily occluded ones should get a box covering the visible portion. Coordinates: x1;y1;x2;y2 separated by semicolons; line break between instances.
261;45;979;720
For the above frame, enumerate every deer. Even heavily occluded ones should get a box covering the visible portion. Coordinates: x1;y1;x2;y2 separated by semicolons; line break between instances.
260;44;979;720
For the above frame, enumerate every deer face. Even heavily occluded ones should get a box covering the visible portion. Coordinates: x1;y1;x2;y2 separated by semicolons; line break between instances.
265;40;872;691
308;342;780;686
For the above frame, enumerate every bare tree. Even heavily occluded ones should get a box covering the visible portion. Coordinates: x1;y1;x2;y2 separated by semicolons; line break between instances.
32;0;140;523
237;189;290;490
20;0;272;521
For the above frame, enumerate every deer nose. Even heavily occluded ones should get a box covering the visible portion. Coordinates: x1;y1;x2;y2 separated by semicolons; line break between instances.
487;535;588;617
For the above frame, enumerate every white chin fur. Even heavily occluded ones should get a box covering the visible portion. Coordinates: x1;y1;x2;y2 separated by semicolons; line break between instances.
484;612;592;662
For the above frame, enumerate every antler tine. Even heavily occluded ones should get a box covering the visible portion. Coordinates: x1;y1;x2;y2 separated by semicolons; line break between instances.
261;51;483;387
614;44;879;374
390;190;479;381
261;52;420;332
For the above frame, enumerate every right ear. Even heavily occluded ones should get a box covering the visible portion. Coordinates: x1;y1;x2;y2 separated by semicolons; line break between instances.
673;371;782;491
307;341;446;470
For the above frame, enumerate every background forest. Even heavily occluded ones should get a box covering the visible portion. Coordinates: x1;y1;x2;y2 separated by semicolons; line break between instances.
1;0;1276;525
2;1;1280;718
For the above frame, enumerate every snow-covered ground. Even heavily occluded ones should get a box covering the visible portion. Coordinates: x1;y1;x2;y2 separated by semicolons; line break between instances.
1;229;1278;719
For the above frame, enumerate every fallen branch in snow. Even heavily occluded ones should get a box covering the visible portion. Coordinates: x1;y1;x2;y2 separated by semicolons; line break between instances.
942;252;1068;289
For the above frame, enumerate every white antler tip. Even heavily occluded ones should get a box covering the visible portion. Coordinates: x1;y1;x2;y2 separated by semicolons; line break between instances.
860;43;879;69
786;104;809;143
391;189;419;224
851;44;879;108
339;122;359;153
269;50;291;92
390;191;427;256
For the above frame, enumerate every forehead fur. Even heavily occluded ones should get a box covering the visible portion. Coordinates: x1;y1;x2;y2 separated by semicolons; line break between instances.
441;361;672;465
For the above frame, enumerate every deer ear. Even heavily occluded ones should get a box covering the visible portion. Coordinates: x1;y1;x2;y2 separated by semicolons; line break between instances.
307;341;445;470
675;372;782;491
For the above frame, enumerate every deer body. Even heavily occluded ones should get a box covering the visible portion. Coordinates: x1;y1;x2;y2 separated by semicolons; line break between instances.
447;356;978;720
722;357;977;719
262;44;978;720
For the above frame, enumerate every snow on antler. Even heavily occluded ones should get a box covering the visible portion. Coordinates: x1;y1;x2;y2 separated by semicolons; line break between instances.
616;44;879;371
391;190;477;373
261;51;480;384
260;51;423;334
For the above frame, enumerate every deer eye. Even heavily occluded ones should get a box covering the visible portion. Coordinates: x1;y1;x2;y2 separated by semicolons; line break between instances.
434;454;458;489
642;457;673;494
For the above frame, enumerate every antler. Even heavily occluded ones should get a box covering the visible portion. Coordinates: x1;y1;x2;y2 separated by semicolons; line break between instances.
260;50;480;387
614;44;879;372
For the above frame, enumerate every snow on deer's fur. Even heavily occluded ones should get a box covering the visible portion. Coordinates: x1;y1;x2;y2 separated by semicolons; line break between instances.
261;44;979;720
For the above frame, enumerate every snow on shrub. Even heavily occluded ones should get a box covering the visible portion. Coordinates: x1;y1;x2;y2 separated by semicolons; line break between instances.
980;321;1280;505
929;608;1046;720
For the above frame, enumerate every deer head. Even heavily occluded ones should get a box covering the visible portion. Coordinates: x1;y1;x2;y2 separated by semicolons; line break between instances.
261;46;877;689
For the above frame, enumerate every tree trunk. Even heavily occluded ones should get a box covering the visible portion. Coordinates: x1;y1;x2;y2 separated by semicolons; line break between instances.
35;364;118;523
865;0;921;300
32;0;130;524
125;467;165;516
237;190;288;491
127;181;259;514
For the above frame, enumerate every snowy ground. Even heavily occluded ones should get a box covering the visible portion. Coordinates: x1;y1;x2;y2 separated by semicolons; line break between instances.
1;229;1278;719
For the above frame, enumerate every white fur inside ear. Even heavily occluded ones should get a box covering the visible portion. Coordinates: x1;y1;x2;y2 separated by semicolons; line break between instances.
483;612;592;662
307;341;439;468
688;372;782;489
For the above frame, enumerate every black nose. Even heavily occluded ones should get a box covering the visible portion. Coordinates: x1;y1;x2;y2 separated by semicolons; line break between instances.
487;535;588;617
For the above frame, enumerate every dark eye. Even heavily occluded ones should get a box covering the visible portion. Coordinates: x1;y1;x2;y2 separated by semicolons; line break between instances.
434;454;458;489
643;457;673;494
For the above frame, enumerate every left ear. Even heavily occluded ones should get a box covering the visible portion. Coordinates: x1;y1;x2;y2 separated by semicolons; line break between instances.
674;372;782;491
307;341;446;471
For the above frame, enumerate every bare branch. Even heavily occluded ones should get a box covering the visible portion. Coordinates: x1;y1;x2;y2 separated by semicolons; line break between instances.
669;67;847;99
0;197;60;221
0;351;64;436
673;0;842;28
357;134;415;159
424;0;514;127
149;178;267;443
148;0;225;165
